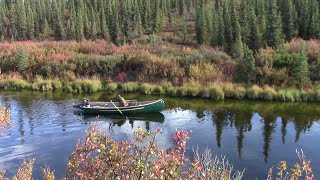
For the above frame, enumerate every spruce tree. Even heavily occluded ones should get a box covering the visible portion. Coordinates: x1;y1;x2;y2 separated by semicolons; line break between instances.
223;0;233;53
292;45;310;86
100;6;109;40
16;0;27;40
26;5;35;39
236;44;255;83
239;0;249;45
75;8;84;41
232;22;244;61
0;5;4;40
266;0;284;48
8;2;16;40
216;1;224;47
178;0;186;16
281;0;294;41
90;8;98;40
52;0;65;40
17;46;29;72
309;1;320;39
248;6;260;52
298;0;310;39
151;0;161;33
195;0;205;44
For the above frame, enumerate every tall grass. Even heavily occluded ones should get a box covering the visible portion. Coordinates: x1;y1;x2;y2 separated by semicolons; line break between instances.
140;83;156;95
260;86;277;101
208;85;224;100
32;78;62;91
105;82;118;92
63;79;102;93
246;85;262;100
0;78;31;90
121;82;140;93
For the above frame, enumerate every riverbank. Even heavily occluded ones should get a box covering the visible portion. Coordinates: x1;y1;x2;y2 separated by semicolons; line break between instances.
1;76;320;102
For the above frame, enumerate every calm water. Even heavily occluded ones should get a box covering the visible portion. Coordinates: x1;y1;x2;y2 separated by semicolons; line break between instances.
0;90;319;179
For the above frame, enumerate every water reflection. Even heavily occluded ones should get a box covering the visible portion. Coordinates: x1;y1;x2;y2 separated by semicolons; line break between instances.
0;91;319;179
81;112;165;131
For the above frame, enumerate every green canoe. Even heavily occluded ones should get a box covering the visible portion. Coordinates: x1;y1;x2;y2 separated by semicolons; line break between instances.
73;99;165;115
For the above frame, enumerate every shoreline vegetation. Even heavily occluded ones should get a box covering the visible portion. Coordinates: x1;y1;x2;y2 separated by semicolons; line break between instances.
0;39;319;102
1;77;320;102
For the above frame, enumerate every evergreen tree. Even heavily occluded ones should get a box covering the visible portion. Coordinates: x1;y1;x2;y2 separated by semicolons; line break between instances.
76;8;84;41
223;0;233;53
100;5;109;40
16;0;27;40
151;0;161;33
256;0;266;45
292;45;310;86
52;0;65;40
90;8;98;40
16;46;29;72
8;2;17;40
281;0;294;41
41;18;52;39
0;4;4;40
236;45;255;83
248;6;260;52
298;0;310;38
133;0;143;36
216;1;224;47
178;0;186;16
265;0;284;48
309;1;320;38
195;0;205;44
239;0;249;45
232;22;244;61
26;5;35;39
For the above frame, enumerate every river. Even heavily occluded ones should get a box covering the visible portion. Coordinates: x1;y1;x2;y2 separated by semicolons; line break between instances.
0;90;319;179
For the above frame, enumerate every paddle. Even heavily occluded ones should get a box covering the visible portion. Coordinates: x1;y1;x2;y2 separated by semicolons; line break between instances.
110;100;124;116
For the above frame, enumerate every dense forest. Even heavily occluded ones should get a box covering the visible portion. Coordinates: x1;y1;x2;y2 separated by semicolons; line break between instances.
0;0;320;100
0;0;319;47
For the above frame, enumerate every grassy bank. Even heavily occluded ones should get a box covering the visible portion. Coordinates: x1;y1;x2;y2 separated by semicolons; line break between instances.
1;76;320;102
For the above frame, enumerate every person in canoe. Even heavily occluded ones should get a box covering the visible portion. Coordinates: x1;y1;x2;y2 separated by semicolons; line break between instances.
116;94;128;107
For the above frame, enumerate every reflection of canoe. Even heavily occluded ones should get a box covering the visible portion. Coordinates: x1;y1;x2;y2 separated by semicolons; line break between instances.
81;112;165;126
73;99;165;115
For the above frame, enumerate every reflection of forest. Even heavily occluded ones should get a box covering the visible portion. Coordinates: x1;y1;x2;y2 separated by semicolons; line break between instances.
193;102;318;162
1;92;320;163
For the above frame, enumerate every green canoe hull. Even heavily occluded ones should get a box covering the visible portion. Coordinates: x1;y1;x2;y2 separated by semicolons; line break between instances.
76;99;165;115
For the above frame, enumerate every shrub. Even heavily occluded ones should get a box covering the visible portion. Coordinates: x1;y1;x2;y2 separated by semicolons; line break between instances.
66;125;244;179
267;150;314;180
189;62;218;84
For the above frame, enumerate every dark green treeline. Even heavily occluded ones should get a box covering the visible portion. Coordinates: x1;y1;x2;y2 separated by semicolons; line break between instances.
0;0;319;48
